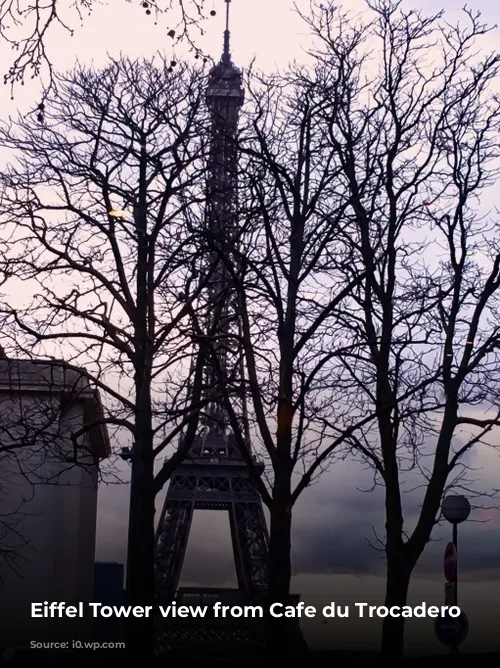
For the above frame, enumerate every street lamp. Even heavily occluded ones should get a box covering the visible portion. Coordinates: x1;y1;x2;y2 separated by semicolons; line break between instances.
439;494;471;652
442;495;471;526
442;495;471;591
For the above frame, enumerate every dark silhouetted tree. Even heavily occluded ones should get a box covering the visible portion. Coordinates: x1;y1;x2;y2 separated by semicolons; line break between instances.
195;66;364;655
0;55;211;655
0;0;220;89
296;0;500;658
206;1;500;658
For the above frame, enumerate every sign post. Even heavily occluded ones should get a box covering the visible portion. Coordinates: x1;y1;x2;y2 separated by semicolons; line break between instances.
443;542;457;583
444;582;456;607
436;496;471;652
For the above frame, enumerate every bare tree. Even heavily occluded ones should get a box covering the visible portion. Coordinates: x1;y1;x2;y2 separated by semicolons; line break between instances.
189;66;365;655
292;0;500;658
0;55;212;655
0;0;221;90
0;501;32;583
199;1;500;658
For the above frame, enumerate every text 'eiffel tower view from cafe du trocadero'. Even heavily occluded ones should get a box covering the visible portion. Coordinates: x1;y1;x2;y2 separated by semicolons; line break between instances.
2;0;500;664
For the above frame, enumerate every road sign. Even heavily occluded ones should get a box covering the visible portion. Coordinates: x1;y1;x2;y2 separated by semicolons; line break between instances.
444;582;456;606
434;611;469;647
443;542;457;581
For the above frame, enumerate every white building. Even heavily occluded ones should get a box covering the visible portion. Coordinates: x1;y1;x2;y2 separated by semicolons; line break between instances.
0;360;110;647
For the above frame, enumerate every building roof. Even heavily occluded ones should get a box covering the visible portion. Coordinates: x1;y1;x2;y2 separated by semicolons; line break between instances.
0;359;111;459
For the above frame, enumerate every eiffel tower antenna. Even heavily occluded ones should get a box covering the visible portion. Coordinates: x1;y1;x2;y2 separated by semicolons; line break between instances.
223;0;231;63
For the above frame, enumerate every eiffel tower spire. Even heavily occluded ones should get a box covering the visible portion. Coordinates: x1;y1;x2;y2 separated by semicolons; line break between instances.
223;0;231;63
155;3;269;615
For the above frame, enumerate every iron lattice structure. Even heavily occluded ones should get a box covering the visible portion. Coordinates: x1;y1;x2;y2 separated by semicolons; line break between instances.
155;590;271;655
155;1;269;619
155;453;269;598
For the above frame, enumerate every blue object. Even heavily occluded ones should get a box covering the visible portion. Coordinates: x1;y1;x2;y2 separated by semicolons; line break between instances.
434;611;469;647
94;561;124;602
93;562;124;642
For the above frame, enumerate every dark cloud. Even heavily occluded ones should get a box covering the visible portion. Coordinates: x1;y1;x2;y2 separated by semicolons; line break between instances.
413;522;500;578
292;520;386;575
94;441;500;584
290;459;387;575
289;450;500;579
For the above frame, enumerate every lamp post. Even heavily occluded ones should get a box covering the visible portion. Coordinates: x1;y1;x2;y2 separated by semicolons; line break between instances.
440;494;471;652
442;495;471;602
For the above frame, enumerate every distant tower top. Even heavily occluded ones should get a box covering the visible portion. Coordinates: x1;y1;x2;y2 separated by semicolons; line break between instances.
223;0;231;64
206;0;244;104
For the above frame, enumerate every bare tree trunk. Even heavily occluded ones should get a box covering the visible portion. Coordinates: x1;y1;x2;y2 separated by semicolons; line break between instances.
0;55;207;659
381;552;411;660
125;388;156;658
266;468;293;657
127;171;155;655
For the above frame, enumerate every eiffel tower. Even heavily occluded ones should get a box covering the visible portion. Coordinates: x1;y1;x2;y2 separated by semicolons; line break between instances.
154;1;274;654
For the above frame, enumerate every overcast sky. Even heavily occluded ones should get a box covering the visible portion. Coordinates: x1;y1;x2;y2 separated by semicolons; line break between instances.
2;0;500;655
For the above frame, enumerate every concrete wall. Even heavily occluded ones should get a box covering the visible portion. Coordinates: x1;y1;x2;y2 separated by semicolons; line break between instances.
0;363;106;647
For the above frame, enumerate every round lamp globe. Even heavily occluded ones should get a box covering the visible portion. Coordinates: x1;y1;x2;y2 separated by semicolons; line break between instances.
442;495;471;524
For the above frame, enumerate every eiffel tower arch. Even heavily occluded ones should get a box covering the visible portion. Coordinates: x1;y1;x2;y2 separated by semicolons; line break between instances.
154;436;274;653
155;433;269;601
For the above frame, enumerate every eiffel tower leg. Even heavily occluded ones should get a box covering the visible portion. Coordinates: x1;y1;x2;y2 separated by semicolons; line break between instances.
155;499;194;601
229;500;269;594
